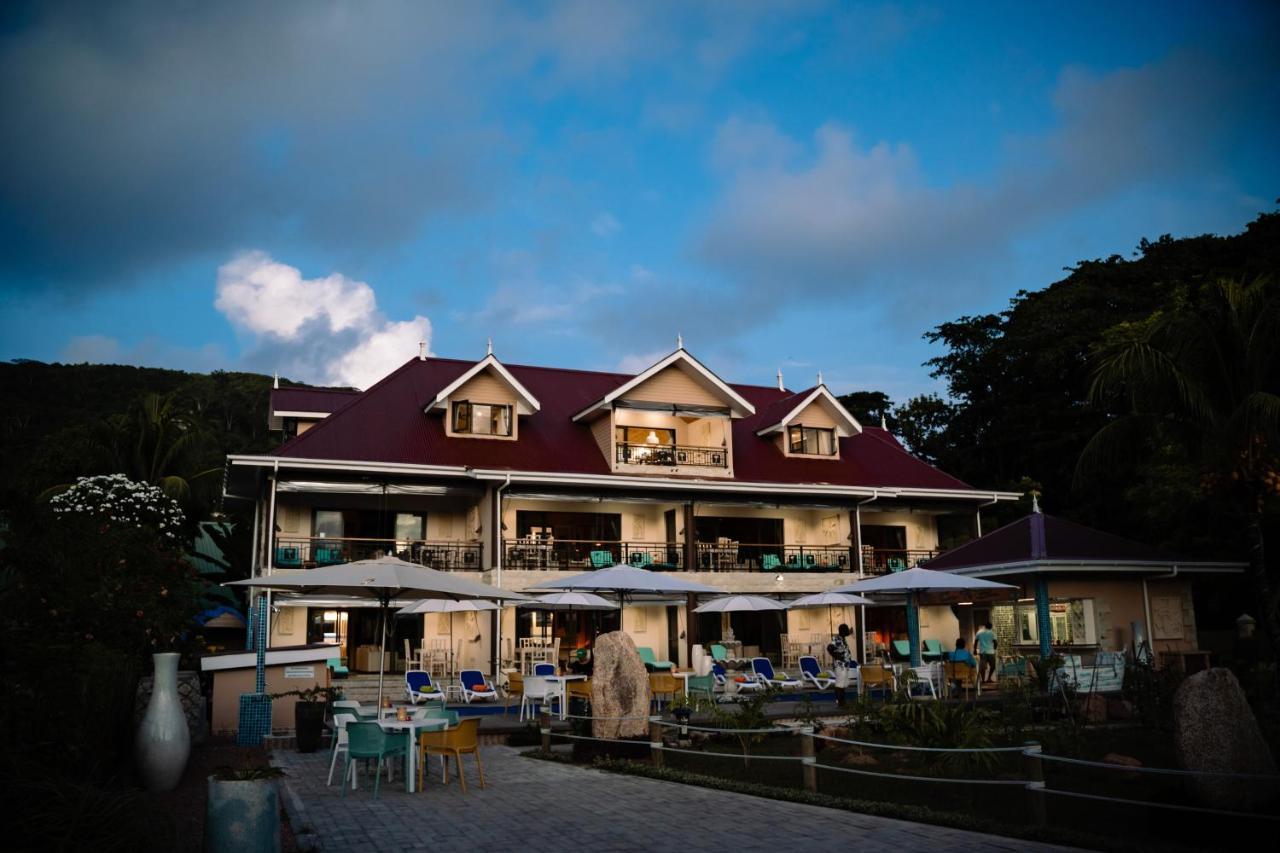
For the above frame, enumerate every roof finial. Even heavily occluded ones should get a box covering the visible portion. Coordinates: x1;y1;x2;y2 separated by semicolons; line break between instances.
418;341;426;361
486;337;493;356
676;332;683;350
817;369;824;386
776;368;784;391
1030;489;1042;514
880;412;887;430
272;371;278;390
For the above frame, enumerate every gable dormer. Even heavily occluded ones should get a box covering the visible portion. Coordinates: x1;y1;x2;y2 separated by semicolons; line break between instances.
425;354;540;441
755;384;860;459
573;347;754;477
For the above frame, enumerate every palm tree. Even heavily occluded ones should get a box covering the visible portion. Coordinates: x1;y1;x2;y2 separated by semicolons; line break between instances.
1078;277;1280;640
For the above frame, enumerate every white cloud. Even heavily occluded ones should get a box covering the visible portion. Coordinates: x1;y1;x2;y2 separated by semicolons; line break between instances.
616;349;669;374
215;251;431;389
590;212;621;237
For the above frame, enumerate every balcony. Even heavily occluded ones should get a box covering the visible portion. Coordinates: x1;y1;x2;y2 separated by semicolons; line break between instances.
504;539;685;571
273;536;483;571
696;542;853;572
615;442;728;468
860;547;939;574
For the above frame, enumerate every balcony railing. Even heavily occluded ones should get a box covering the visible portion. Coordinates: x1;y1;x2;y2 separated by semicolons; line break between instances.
615;442;728;468
860;547;939;574
504;539;685;571
273;536;483;571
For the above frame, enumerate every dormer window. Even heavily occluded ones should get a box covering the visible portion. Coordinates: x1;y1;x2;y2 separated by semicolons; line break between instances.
452;401;512;437
789;425;836;456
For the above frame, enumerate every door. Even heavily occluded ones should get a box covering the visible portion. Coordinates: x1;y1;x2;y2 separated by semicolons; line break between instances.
666;605;681;667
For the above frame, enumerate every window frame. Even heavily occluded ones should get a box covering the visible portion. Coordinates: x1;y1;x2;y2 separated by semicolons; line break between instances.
450;399;513;437
787;424;837;456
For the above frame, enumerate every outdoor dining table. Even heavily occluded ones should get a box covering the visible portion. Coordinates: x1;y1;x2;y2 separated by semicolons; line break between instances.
376;716;448;793
541;674;586;720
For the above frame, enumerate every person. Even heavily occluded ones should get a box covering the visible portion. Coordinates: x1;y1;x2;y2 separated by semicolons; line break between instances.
974;622;997;684
826;623;858;707
947;637;977;667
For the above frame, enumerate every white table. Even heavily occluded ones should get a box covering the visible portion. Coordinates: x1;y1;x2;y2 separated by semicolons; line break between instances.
542;674;586;720
376;717;448;793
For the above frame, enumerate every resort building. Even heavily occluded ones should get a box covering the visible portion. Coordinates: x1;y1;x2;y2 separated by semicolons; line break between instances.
223;344;1041;672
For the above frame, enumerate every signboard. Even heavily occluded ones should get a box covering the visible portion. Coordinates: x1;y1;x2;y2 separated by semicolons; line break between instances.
284;666;316;679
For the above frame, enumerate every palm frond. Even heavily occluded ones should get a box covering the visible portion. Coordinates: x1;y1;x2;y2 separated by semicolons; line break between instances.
1073;414;1160;491
1089;342;1217;427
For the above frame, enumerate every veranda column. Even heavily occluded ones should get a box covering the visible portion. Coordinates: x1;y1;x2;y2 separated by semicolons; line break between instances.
1034;577;1052;658
682;501;696;572
906;591;922;668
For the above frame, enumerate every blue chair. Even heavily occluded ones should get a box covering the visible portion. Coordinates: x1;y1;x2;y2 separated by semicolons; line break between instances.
533;662;557;676
760;554;781;572
629;551;653;568
589;550;614;568
751;657;801;689
405;670;444;704
460;670;497;704
636;647;673;671
713;662;761;694
340;722;405;799
922;639;945;661
799;655;833;689
274;545;301;568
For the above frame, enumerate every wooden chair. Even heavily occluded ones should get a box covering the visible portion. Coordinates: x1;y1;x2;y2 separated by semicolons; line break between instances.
417;718;485;793
649;673;679;711
944;661;979;697
859;665;896;698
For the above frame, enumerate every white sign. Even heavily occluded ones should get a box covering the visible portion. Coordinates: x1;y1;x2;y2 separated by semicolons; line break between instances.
284;666;316;679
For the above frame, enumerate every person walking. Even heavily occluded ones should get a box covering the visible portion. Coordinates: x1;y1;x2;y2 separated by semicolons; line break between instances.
975;622;997;684
826;623;858;707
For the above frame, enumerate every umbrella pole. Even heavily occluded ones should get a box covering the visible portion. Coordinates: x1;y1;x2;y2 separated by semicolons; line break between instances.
377;595;389;709
906;591;922;668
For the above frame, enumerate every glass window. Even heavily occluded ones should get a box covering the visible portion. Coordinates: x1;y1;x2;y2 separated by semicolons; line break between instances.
788;425;837;455
394;512;425;542
1015;599;1097;645
314;510;344;539
451;400;512;436
616;426;676;446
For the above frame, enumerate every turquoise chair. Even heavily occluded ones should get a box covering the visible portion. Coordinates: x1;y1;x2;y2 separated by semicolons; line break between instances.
922;639;945;661
589;550;614;568
340;722;406;799
887;557;908;573
891;640;911;660
274;545;301;568
686;674;716;702
760;554;781;572
327;658;349;679
636;647;673;671
314;544;344;565
629;551;653;568
709;643;728;664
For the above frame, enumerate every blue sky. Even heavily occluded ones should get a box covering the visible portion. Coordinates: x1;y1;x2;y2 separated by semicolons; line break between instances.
1;1;1276;401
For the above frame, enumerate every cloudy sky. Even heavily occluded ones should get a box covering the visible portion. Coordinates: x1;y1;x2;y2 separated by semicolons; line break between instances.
1;1;1276;397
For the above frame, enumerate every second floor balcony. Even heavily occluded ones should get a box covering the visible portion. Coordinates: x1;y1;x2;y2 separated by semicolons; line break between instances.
615;441;728;468
273;536;483;571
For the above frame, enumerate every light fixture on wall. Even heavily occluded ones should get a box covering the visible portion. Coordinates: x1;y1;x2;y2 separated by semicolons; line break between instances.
645;430;659;444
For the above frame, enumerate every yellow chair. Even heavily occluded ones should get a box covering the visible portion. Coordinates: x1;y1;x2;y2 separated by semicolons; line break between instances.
504;672;524;717
944;661;979;697
859;665;895;696
567;678;592;702
649;673;679;710
417;718;485;793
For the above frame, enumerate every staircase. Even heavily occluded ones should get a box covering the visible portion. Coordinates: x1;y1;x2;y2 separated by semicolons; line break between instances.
334;674;396;704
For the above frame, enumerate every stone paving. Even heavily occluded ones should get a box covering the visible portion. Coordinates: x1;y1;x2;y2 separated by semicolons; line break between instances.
273;745;1077;853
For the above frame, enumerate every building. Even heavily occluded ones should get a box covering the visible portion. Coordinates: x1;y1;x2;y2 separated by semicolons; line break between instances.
223;344;1022;673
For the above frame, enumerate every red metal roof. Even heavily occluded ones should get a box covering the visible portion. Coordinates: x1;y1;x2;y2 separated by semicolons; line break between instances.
273;356;976;492
271;385;360;414
926;512;1184;570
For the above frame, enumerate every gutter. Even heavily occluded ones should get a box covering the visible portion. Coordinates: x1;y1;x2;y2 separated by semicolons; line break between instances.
493;474;511;676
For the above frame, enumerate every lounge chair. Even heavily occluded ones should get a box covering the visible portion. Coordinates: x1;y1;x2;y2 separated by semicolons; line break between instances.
798;655;833;690
589;550;614;568
760;554;781;572
340;722;405;799
274;545;301;568
709;643;728;665
713;662;761;695
636;647;673;671
751;657;801;689
891;640;911;661
921;639;945;661
405;669;445;704
460;669;498;704
326;657;349;679
629;551;653;568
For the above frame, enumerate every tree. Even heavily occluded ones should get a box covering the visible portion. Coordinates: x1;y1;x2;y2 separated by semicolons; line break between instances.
837;391;897;432
892;394;955;465
1079;277;1280;640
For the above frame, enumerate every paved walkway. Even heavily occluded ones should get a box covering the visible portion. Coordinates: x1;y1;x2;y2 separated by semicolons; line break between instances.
274;745;1075;853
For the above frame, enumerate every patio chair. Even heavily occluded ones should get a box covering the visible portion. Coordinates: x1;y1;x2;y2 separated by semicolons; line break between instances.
799;655;834;690
714;662;762;695
503;672;523;717
760;554;781;572
533;662;557;676
589;550;614;568
314;543;344;565
326;713;360;787
944;661;979;697
418;718;485;793
887;557;908;573
921;639;945;661
998;656;1030;682
629;551;653;568
709;643;728;665
650;673;679;712
890;640;912;661
326;657;349;679
751;657;801;690
340;722;405;800
686;674;716;703
519;675;561;721
405;669;445;704
902;667;938;700
636;647;674;671
332;699;377;720
460;669;498;704
274;545;301;568
859;665;895;698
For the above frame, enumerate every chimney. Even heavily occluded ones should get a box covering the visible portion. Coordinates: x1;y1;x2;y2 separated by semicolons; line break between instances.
418;342;426;361
776;368;784;391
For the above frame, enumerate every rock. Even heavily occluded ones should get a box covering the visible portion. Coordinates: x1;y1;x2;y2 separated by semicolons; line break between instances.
839;750;878;767
1173;667;1277;810
1103;753;1142;768
590;631;650;740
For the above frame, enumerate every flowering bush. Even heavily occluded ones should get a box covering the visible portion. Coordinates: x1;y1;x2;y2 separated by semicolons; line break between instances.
49;473;185;540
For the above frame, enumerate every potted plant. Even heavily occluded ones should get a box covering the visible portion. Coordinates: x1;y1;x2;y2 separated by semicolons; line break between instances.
271;685;342;753
206;759;284;853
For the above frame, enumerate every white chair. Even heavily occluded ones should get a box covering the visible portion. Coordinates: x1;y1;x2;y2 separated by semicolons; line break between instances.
519;675;561;721
798;655;833;690
332;699;373;719
903;665;939;699
326;713;360;787
751;657;802;690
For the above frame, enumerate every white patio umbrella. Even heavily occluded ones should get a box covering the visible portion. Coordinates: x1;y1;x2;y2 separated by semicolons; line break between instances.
693;594;786;613
396;598;500;674
788;590;875;640
228;556;527;706
831;567;1015;667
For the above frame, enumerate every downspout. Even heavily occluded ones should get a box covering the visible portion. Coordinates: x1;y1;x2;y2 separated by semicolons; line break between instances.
263;461;279;651
1141;565;1179;663
246;493;261;650
493;475;511;676
854;491;878;662
976;493;999;537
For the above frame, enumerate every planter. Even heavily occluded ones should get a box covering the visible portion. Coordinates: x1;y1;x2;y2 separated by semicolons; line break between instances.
135;652;191;791
205;777;281;853
294;701;326;753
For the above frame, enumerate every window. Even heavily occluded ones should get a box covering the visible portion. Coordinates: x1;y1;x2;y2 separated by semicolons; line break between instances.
394;512;425;543
314;510;345;539
616;425;676;446
788;425;836;455
451;401;512;436
1015;599;1097;646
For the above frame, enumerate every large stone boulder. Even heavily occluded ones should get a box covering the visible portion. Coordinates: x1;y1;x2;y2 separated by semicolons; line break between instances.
590;631;650;740
1173;667;1276;809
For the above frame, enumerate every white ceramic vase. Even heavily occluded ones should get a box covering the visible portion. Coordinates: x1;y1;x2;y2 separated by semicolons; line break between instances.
136;652;191;792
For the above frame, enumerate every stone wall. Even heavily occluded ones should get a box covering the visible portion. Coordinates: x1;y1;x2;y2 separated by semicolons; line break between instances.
136;670;207;744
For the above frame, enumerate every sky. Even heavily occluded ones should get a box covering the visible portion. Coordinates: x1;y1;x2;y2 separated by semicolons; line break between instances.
1;1;1277;401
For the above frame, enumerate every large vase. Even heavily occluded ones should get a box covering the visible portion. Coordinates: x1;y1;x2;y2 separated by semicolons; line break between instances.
136;652;191;791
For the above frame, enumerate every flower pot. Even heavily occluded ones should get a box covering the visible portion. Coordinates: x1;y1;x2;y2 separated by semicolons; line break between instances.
294;701;326;753
205;776;281;853
136;652;190;791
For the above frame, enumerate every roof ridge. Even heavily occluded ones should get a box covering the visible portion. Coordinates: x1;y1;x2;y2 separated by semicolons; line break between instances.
272;356;425;454
275;384;361;395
